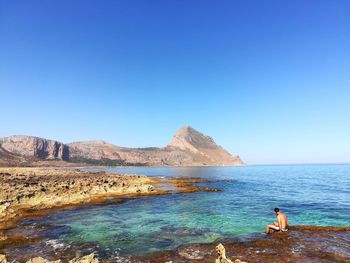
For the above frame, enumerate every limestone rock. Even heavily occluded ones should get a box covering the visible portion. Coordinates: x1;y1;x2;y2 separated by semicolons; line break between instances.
0;254;7;263
166;126;244;166
68;140;121;160
0;135;69;161
69;253;98;263
215;243;232;263
0;126;244;166
68;126;244;166
25;257;61;263
215;244;247;263
0;167;155;227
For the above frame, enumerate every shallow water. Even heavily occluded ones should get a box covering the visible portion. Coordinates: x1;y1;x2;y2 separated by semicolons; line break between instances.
8;165;350;259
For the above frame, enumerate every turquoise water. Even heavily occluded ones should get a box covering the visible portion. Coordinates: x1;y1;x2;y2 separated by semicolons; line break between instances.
25;165;350;258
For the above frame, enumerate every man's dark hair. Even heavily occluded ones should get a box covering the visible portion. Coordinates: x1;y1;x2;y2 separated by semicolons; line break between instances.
274;208;280;213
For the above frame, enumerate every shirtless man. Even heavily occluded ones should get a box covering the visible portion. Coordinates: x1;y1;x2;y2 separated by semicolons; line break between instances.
265;207;288;234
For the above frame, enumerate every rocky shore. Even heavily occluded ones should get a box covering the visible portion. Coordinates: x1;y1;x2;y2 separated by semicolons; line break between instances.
0;167;231;260
0;167;159;231
130;226;350;262
1;168;348;262
3;226;348;262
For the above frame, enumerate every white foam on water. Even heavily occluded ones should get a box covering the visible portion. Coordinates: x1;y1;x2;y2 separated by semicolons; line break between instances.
45;239;65;249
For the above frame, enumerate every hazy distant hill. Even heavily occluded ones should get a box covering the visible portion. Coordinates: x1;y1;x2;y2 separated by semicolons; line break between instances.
0;126;244;166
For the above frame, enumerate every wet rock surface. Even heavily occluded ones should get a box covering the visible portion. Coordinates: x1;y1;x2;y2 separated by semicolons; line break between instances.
1;224;349;262
131;226;350;263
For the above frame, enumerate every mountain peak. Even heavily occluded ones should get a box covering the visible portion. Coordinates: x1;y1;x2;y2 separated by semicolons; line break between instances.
168;126;217;152
167;126;244;165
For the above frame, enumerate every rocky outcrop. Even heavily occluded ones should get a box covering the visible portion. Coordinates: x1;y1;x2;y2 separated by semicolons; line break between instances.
215;243;233;263
0;126;244;166
0;136;69;161
0;168;156;229
215;244;247;263
69;253;98;263
0;253;98;263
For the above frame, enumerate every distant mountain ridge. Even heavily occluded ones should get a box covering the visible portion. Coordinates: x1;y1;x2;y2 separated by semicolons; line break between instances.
0;126;244;166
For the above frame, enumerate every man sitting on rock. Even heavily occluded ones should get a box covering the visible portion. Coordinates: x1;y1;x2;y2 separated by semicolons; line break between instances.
265;207;288;234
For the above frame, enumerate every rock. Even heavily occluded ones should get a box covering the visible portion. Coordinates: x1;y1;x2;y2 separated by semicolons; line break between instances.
0;126;244;166
166;126;244;166
215;243;233;263
25;257;61;263
215;244;247;263
0;135;68;161
69;253;98;263
68;140;121;161
68;126;244;166
0;254;7;263
1;253;97;263
0;168;156;226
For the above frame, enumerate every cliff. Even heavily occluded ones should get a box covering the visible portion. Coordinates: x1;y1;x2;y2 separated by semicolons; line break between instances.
0;136;69;161
0;127;244;166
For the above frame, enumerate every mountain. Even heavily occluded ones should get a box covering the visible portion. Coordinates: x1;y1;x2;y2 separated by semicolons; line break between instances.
0;135;69;160
0;127;244;166
167;126;243;165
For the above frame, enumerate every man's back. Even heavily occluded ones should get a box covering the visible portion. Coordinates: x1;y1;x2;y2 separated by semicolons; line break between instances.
278;213;288;230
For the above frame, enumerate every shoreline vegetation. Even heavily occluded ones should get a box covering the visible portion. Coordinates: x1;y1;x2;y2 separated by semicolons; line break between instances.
0;167;349;262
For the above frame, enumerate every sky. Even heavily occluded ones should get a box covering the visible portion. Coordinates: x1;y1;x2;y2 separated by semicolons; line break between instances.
0;0;349;164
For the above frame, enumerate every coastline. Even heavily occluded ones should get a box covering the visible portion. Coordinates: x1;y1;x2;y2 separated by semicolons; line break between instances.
0;167;164;231
0;167;229;258
130;225;350;263
1;167;349;262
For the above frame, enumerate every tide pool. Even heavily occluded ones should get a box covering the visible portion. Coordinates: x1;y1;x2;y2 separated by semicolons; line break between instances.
19;165;350;258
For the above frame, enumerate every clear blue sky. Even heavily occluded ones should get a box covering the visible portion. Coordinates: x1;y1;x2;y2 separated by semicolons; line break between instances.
1;0;349;164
